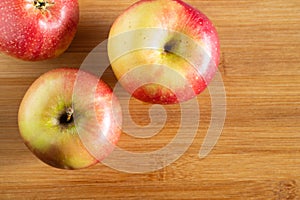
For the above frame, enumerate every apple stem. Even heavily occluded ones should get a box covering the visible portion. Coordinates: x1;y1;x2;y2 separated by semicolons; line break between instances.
33;0;54;11
66;107;74;123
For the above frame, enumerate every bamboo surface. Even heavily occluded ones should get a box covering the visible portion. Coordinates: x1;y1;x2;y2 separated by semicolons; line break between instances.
1;0;300;199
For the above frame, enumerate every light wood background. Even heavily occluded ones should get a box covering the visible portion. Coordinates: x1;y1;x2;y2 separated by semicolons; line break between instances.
1;0;300;199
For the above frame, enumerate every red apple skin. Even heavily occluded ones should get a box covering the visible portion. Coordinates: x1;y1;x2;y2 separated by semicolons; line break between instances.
0;0;79;61
18;68;122;169
108;0;220;104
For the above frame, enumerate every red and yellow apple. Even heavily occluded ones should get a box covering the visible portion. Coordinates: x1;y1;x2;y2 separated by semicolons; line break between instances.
108;0;220;104
0;0;79;61
18;68;122;169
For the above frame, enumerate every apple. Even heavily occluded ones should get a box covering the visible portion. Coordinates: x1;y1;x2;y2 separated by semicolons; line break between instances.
0;0;79;61
108;0;220;104
18;68;122;169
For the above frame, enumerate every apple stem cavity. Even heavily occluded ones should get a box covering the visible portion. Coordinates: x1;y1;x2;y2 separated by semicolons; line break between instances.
33;0;54;11
59;107;74;126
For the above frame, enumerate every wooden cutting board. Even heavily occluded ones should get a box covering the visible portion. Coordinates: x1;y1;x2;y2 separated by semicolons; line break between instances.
1;0;299;199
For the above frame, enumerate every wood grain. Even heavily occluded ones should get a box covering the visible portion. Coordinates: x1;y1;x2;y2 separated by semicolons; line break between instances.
1;0;300;199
